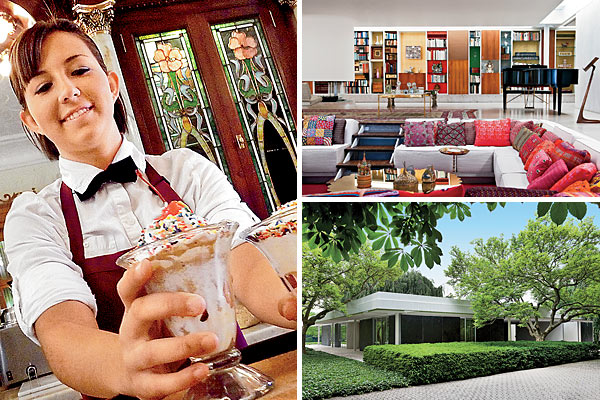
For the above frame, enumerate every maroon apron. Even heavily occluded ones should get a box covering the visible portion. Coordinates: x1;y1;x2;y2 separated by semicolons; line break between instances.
59;163;246;400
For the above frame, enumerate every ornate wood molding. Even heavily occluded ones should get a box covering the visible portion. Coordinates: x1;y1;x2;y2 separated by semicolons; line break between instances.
73;0;115;36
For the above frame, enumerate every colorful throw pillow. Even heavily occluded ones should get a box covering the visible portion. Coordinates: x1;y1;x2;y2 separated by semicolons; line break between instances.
464;121;476;145
589;171;600;193
519;135;544;164
524;140;555;171
526;150;552;183
302;115;335;145
547;141;591;170
509;120;534;145
528;159;568;190
512;126;536;151
550;163;598;192
542;130;561;143
404;121;436;147
531;125;547;136
563;180;591;192
474;119;511;146
331;118;347;144
435;122;466;146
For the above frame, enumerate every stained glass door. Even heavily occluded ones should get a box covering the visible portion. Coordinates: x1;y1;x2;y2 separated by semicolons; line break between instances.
112;1;297;218
211;18;297;210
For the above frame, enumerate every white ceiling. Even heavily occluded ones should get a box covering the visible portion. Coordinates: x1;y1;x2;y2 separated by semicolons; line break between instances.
303;0;565;27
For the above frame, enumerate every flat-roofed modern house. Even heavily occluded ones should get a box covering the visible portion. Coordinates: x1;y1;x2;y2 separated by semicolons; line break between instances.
314;292;594;350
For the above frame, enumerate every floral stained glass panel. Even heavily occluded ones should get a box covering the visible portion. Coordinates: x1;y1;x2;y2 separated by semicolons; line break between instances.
211;18;297;212
135;30;230;180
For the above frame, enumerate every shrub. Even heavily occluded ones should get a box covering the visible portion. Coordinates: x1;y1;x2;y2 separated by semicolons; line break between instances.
302;349;408;400
363;341;600;385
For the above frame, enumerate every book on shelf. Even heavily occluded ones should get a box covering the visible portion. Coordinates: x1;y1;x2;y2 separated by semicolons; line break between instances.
427;49;447;60
513;31;540;41
469;38;481;46
429;74;447;83
354;31;369;39
427;38;447;47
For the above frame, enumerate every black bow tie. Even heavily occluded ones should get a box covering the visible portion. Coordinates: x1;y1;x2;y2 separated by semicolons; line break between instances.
76;156;138;201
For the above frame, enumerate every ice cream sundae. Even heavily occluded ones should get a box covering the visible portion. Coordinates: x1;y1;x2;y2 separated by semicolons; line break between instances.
242;200;297;291
117;201;238;358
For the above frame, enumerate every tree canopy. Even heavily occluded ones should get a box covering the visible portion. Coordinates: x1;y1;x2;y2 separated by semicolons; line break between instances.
301;243;401;352
303;202;589;269
359;270;443;298
446;215;600;341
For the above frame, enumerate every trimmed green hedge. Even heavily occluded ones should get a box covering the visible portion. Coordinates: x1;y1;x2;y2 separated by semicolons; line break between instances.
363;341;600;385
302;349;408;400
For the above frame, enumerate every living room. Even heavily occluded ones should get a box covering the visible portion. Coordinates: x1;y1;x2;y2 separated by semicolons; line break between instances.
302;0;600;197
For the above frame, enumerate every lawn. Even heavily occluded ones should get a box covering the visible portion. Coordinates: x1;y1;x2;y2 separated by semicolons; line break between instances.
302;349;408;400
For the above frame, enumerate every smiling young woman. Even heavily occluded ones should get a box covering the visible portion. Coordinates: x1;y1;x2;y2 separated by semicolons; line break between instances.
4;18;295;400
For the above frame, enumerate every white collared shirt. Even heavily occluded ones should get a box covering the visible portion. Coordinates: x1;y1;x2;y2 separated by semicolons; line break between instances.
5;138;258;344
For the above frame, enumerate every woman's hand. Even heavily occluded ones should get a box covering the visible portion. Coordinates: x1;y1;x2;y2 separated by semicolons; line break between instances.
116;259;218;399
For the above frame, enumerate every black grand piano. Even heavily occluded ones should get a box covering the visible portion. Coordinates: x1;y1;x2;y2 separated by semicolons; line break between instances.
502;65;578;115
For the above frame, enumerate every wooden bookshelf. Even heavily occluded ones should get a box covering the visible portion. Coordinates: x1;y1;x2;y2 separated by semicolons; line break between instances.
385;31;398;91
555;30;575;92
349;30;370;94
371;31;384;93
426;31;447;93
448;30;468;94
469;30;481;94
512;30;541;65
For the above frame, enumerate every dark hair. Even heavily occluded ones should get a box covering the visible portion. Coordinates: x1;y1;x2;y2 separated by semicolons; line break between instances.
9;18;128;160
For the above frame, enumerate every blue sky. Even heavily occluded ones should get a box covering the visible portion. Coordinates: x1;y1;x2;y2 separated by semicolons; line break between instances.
407;202;600;295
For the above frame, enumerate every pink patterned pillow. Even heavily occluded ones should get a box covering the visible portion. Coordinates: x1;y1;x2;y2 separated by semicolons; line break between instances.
509;120;534;145
519;134;544;164
542;130;561;143
526;150;552;183
550;163;598;192
547;141;591;170
528;159;568;190
464;121;476;145
474;119;511;146
531;125;547;136
404;121;435;147
524;140;555;171
435;122;466;146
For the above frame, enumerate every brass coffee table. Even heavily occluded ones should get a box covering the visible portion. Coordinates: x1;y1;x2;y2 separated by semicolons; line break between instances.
377;93;432;117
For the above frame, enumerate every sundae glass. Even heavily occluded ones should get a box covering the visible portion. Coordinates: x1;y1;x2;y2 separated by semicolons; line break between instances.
241;201;297;294
116;201;273;400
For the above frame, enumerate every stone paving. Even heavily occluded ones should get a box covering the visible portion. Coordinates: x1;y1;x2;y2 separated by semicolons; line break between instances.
307;344;364;361
326;359;600;400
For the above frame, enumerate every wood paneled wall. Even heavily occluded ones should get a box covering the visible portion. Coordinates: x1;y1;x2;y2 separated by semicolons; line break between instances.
482;30;499;94
448;30;468;94
482;30;499;60
400;32;427;73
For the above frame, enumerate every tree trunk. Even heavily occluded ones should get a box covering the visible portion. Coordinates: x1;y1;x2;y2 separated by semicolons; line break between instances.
302;323;310;353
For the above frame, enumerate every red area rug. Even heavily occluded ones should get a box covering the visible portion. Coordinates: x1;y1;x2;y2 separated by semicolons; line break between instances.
302;108;477;123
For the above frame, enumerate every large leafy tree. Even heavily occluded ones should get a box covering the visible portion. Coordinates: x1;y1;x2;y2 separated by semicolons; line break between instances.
446;216;600;341
303;202;588;269
302;243;400;352
359;270;443;297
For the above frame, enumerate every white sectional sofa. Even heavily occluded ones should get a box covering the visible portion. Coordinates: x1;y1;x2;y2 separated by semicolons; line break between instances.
392;119;600;189
302;119;361;179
